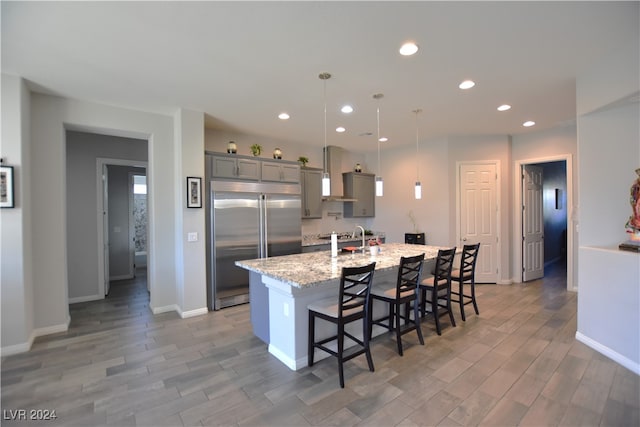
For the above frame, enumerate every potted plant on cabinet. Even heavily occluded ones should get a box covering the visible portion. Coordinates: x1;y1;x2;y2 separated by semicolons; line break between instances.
250;144;262;156
298;156;309;167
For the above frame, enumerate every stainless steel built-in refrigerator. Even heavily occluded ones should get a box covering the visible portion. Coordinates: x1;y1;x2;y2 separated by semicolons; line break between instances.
208;180;302;310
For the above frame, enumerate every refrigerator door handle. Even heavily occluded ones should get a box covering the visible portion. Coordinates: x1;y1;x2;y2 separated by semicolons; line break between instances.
259;194;267;258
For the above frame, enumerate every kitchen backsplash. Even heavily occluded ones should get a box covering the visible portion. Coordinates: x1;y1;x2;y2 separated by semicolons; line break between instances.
301;200;375;236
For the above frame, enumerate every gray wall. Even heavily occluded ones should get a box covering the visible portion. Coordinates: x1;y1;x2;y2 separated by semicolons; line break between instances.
108;165;145;280
66;131;147;301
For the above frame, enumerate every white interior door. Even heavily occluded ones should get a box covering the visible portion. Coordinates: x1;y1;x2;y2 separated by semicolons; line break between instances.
102;164;110;295
459;163;498;283
522;164;544;281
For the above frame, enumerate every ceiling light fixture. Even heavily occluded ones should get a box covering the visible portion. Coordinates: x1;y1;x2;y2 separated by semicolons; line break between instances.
459;80;475;90
373;93;384;197
523;120;536;127
399;42;419;56
278;112;290;120
413;109;422;200
341;105;353;113
497;104;511;112
336;126;346;133
319;72;332;196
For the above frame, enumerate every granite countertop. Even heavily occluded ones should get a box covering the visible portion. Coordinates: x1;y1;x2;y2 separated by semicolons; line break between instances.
235;243;446;289
302;231;386;247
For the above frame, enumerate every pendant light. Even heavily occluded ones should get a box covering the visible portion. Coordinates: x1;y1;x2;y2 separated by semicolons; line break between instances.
373;93;384;197
413;109;422;199
319;72;331;196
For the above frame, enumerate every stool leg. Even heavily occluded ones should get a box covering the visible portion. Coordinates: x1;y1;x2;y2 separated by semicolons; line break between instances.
395;302;403;356
447;289;456;327
413;296;424;345
338;323;345;388
458;281;466;321
308;311;315;367
363;307;375;372
471;280;479;314
432;292;442;335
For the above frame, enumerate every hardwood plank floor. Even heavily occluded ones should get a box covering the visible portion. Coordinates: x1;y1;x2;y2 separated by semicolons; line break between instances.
2;263;638;426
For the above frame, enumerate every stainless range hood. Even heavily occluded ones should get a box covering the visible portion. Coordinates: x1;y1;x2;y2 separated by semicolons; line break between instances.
323;145;358;202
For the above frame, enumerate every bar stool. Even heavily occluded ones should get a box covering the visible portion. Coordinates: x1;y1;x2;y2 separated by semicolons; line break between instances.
450;243;481;321
307;262;376;388
370;254;425;356
419;247;456;335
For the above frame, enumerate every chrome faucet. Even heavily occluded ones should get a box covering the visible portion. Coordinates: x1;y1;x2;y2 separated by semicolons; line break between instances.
352;225;366;251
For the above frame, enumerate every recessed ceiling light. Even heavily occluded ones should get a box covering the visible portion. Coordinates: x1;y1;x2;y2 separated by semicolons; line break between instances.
497;104;511;111
379;137;388;142
278;112;290;120
341;105;353;113
399;42;419;56
336;126;346;133
459;80;475;90
523;120;536;127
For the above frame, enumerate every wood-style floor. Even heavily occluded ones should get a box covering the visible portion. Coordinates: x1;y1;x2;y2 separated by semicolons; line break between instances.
2;263;638;426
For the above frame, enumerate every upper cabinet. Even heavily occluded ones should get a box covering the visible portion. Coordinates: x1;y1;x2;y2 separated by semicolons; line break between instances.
262;161;300;183
209;154;260;180
343;172;375;217
301;167;323;219
207;153;300;183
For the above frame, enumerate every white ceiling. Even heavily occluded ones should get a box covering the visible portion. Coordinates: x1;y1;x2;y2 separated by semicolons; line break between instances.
2;1;638;152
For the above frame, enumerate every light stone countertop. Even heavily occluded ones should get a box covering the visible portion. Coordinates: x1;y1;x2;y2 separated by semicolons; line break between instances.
235;243;449;289
302;231;386;247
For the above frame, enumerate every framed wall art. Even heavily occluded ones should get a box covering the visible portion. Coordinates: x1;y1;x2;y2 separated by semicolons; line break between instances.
186;176;202;208
0;165;14;208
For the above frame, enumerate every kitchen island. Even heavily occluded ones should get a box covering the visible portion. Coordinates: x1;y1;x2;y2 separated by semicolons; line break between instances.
235;243;448;370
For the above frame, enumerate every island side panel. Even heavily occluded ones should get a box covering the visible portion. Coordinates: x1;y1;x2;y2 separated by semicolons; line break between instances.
249;271;269;343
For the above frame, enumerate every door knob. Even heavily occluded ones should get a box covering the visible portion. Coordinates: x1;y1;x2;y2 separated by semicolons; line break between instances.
462;238;467;241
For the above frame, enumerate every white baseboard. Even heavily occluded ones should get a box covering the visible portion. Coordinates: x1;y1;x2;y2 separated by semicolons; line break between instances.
497;279;513;285
268;344;299;371
575;331;640;375
151;304;178;315
179;307;208;319
1;316;70;357
69;294;103;304
110;274;133;281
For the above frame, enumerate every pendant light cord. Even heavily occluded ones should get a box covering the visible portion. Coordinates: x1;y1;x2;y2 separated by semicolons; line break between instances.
415;109;420;180
324;78;327;174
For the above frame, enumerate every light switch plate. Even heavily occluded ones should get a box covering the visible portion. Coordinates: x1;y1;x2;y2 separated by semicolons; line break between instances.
187;232;198;242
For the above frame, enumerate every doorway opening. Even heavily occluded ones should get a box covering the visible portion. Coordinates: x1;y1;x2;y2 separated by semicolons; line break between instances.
100;161;148;297
131;173;148;283
515;155;574;291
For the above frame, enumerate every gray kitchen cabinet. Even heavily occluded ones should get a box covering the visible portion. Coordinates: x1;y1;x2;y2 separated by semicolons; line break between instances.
343;172;375;217
262;161;300;183
209;154;260;180
301;167;323;218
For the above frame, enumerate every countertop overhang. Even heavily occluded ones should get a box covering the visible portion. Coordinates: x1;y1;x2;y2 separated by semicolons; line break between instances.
235;243;448;289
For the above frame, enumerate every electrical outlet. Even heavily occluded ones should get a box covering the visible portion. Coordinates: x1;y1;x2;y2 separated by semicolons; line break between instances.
187;232;198;242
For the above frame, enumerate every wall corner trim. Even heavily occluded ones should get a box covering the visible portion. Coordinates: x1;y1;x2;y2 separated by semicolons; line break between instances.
179;307;208;319
576;331;639;375
1;316;70;357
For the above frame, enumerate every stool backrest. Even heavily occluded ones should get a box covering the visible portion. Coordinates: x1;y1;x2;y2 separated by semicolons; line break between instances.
434;247;457;283
460;243;481;278
339;262;376;317
396;253;426;298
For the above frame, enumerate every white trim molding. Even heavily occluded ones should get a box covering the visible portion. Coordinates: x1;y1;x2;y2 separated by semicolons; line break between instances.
178;307;208;319
576;331;640;375
1;316;70;357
